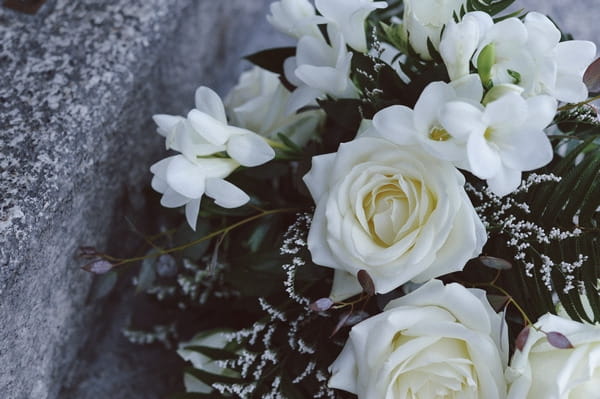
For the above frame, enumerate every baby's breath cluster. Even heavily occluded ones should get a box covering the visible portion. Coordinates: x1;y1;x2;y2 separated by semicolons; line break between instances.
281;212;313;306
467;173;588;294
210;213;337;398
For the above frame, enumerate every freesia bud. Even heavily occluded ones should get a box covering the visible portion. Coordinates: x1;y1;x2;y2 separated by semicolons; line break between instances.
477;43;496;89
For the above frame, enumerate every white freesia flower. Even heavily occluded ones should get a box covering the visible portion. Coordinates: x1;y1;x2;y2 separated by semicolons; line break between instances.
440;11;493;81
329;279;508;398
187;87;275;167
266;0;324;39
371;74;484;164
403;0;466;60
284;26;358;112
224;66;324;146
303;137;486;299
372;76;557;196
178;330;237;394
522;12;597;102
150;155;246;230
314;0;387;52
506;313;600;398
441;92;557;196
150;86;276;229
460;12;597;103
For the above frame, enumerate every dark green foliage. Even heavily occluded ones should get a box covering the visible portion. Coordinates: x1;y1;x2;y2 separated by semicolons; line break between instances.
244;47;296;75
169;393;214;399
465;0;517;17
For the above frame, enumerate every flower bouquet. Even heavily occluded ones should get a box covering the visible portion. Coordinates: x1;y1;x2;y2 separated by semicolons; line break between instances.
81;0;600;397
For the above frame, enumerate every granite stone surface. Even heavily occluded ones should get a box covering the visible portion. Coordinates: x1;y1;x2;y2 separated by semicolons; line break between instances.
0;0;285;398
0;0;598;398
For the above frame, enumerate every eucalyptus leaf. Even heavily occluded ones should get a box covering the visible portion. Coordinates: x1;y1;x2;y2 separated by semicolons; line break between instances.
181;345;238;360
546;331;574;349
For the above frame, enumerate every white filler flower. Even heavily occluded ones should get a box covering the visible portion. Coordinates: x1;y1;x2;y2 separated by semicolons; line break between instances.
329;279;509;398
303;137;486;298
507;313;600;398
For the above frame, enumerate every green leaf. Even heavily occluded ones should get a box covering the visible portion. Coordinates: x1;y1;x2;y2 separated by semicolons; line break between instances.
277;132;303;154
174;221;213;261
246;222;271;252
507;69;521;84
466;0;517;17
318;98;364;132
244;47;296;75
181;345;238;360
184;367;242;385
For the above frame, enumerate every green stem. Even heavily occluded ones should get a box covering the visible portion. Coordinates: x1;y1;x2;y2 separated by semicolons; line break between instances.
109;207;299;268
481;282;533;326
558;94;600;111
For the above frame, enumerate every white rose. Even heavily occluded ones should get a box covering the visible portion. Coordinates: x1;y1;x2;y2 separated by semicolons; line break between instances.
177;330;238;394
329;279;509;398
403;0;467;60
224;66;324;146
303;137;486;299
507;313;600;398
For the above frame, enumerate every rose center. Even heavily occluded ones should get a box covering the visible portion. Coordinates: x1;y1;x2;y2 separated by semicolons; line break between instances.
362;174;436;247
392;337;477;398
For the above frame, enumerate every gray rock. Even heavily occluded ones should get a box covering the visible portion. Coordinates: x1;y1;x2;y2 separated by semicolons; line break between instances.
0;0;286;398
